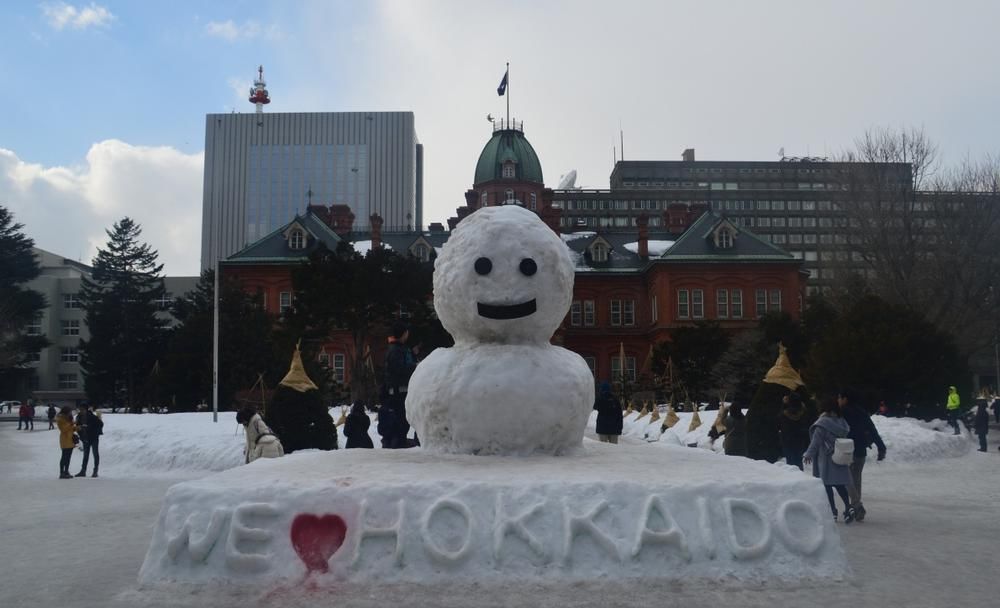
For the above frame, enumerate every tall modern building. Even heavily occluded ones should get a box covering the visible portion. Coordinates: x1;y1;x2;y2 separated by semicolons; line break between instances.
200;75;423;269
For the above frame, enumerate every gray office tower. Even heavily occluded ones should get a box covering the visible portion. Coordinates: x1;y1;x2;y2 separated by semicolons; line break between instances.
200;111;423;269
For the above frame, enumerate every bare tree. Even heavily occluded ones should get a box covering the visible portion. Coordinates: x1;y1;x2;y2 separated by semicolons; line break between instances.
833;127;1000;355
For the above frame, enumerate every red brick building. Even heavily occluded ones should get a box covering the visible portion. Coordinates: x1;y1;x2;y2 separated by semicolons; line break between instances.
220;122;805;388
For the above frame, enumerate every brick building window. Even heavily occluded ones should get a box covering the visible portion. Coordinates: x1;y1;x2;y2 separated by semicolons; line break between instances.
692;289;704;318
677;289;690;319
481;192;488;207
318;352;331;367
610;300;622;326
289;229;305;250
651;296;658;323
716;288;729;319
583;356;596;377
570;301;582;326
529;193;537;210
731;289;743;318
623;300;635;326
279;292;292;314
770;289;782;313
505;189;515;203
756;289;767;318
611;356;637;382
332;354;346;383
583;300;596;326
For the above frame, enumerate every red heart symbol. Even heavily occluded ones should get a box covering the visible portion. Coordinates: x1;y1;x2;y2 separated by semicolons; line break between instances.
290;514;348;573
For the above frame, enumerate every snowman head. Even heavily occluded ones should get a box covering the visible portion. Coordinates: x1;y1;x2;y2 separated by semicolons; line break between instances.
433;205;575;345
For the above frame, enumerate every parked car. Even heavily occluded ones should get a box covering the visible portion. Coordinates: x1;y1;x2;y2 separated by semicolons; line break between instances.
1;400;22;413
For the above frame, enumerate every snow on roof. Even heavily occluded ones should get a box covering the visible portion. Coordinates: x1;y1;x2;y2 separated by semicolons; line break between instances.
623;240;675;257
560;231;596;243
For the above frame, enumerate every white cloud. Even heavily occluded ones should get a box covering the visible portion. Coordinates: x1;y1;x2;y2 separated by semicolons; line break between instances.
205;19;281;42
41;2;115;30
0;142;203;276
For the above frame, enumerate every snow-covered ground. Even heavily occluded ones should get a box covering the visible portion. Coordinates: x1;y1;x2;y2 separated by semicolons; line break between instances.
1;414;997;607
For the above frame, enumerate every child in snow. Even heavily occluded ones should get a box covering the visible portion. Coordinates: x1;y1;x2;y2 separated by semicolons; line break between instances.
803;398;856;523
344;402;375;449
593;381;624;444
236;406;285;463
974;400;989;452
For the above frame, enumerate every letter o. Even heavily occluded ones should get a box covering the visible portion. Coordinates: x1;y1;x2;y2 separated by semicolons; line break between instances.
420;498;474;564
774;500;824;556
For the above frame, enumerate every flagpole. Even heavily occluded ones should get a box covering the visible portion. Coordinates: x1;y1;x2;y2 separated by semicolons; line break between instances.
506;62;510;127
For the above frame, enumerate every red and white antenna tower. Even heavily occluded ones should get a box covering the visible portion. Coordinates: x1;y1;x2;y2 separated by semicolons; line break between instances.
248;65;270;114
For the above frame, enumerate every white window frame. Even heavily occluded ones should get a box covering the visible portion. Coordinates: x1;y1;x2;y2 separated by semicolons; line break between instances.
279;291;292;314
332;354;346;383
610;300;622;326
718;230;733;248
611;356;637;382
61;319;80;336
592;243;608;262
756;288;767;318
770;289;782;313
583;300;596;326
677;289;690;319
502;162;515;178
716;288;729;319
505;189;515;203
623;300;635;326
58;374;78;389
731;289;743;318
63;294;81;309
570;301;582;326
60;347;79;363
26;316;43;336
651;295;658;323
481;191;488;207
692;289;704;319
289;230;305;250
529;192;537;210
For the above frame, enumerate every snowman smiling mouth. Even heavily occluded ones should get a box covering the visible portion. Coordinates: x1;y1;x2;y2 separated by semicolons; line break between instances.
477;299;537;320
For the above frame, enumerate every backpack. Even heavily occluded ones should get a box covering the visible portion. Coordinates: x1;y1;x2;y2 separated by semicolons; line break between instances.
832;438;855;466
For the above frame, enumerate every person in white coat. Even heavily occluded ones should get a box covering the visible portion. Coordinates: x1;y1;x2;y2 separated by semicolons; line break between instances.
236;407;285;463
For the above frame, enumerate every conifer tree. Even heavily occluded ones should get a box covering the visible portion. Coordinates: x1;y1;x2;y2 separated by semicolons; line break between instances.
0;206;49;394
79;217;167;411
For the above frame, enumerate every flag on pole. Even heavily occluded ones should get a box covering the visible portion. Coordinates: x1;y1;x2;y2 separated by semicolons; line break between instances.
497;69;508;96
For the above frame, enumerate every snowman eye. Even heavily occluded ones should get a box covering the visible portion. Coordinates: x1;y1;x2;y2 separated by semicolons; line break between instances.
519;258;537;276
474;257;493;275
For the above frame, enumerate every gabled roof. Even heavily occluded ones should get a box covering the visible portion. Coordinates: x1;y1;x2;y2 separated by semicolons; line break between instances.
225;210;343;264
659;211;794;262
560;230;676;273
379;232;451;257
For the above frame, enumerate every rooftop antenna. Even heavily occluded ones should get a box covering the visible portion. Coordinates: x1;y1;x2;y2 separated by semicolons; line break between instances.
619;119;624;161
248;65;270;115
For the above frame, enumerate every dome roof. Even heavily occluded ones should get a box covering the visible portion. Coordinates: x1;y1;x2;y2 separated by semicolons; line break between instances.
474;126;544;185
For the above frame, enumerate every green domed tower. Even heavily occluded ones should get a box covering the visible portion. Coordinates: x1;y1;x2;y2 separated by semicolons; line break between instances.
452;119;559;231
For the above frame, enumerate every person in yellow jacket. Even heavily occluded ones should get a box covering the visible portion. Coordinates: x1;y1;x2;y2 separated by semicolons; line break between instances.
56;406;77;479
946;386;961;435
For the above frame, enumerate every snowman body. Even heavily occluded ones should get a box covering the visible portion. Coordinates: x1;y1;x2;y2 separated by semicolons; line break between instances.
406;205;595;455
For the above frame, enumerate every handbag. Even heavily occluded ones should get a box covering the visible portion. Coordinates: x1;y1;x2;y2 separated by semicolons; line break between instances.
832;438;854;466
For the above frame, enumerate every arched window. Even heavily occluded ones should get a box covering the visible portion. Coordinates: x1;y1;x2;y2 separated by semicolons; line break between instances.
289;229;305;250
592;243;608;262
412;243;430;262
502;162;515;178
505;189;515;203
529;192;537;210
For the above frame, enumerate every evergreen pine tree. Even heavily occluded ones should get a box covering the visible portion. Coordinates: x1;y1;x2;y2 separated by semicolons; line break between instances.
79;217;167;411
0;206;49;394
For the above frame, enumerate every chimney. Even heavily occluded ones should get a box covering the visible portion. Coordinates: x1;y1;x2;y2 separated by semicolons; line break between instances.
665;203;688;235
637;214;649;258
682;148;696;162
369;213;383;250
327;204;355;236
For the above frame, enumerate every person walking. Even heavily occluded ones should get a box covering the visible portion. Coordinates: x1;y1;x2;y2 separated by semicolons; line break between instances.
236;407;284;463
56;407;77;479
344;402;375;449
381;322;418;449
26;401;35;430
804;398;856;523
76;404;103;477
593;382;624;444
946;386;962;434
974;400;990;452
723;403;748;457
778;393;811;470
838;389;886;522
47;404;57;430
17;402;28;430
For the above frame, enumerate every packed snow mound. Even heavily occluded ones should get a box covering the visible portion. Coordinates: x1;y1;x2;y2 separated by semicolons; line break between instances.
586;409;974;462
139;442;848;587
623;240;675;256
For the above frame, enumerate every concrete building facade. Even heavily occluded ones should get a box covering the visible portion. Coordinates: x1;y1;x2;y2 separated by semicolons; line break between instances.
200;111;423;270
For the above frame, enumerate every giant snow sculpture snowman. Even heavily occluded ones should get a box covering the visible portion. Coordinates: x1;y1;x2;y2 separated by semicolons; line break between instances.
407;205;595;455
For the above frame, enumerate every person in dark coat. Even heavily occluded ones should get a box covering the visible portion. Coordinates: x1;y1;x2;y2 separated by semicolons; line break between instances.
47;404;57;430
723;403;748;457
593;382;623;444
76;404;103;477
344;402;375;449
838;389;886;522
778;393;810;470
991;398;1000;424
804;398;855;523
974;400;990;452
381;322;418;449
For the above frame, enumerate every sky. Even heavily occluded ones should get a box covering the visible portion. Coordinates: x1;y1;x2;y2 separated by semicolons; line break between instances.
2;0;999;276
